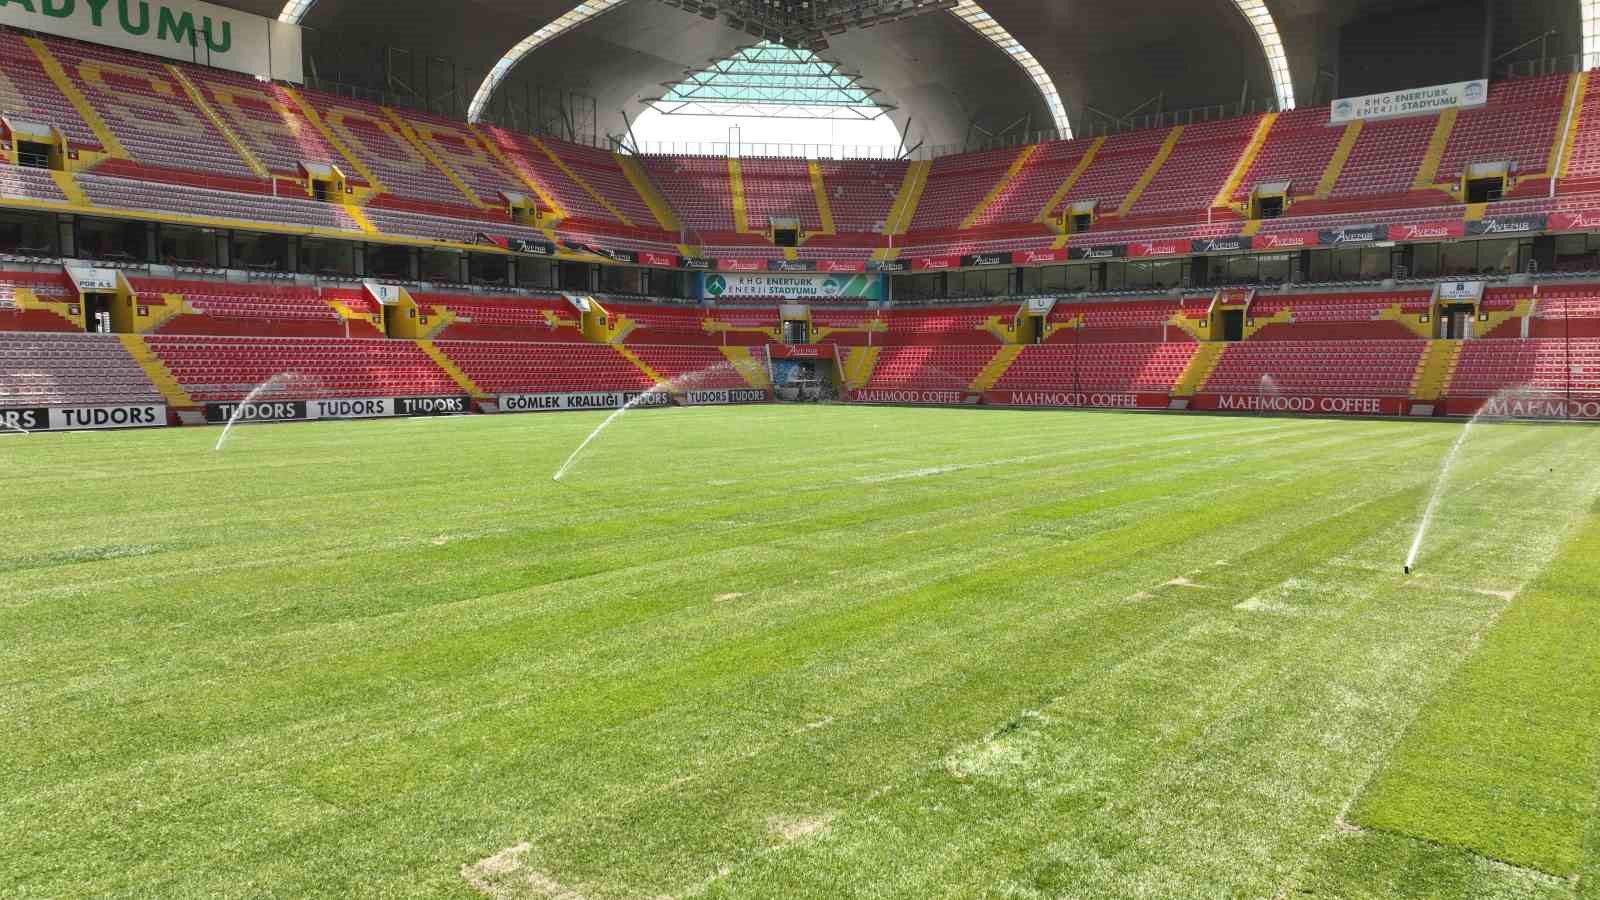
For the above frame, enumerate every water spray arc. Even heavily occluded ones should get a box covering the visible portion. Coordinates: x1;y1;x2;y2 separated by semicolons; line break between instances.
214;373;299;452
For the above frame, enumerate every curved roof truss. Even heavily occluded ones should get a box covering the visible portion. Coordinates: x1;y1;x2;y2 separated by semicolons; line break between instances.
1230;0;1295;110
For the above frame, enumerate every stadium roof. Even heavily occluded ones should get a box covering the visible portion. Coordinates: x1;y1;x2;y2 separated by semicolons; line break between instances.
221;0;1585;151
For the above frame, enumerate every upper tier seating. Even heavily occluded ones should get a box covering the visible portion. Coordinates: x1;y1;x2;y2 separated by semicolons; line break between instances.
1450;338;1600;396
818;159;907;232
1130;116;1262;218
49;39;258;182
483;129;655;227
1434;73;1568;185
0;332;160;408
1563;72;1600;187
389;108;523;210
185;68;351;179
0;31;99;149
1246;291;1431;341
641;156;737;232
740;158;821;231
864;345;1000;390
993;342;1198;393
145;335;460;401
1053;128;1174;221
1201;340;1426;395
436;341;653;394
967;140;1087;228
78;170;360;232
304;94;477;211
1329;115;1439;201
908;148;1019;231
1230;107;1346;204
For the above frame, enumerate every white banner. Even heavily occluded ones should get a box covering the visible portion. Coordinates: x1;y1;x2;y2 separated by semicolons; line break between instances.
498;391;672;413
704;273;880;301
682;389;768;406
65;266;119;293
1438;280;1485;301
1;403;166;432
1330;80;1487;125
0;0;302;83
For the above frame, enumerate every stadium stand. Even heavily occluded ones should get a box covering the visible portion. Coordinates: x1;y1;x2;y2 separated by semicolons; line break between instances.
145;335;462;402
993;342;1199;393
0;332;160;407
864;345;1000;390
436;341;654;394
416;293;585;342
1199;340;1427;396
1449;338;1600;396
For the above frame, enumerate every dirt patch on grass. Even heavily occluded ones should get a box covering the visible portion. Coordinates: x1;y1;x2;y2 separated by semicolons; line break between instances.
461;843;588;900
713;592;745;603
769;813;836;843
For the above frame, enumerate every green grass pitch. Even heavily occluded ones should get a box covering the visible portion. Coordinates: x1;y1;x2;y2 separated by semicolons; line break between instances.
4;405;1600;898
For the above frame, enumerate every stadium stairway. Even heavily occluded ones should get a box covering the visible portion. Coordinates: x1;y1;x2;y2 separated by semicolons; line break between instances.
614;344;668;385
882;161;931;237
970;345;1024;391
167;65;269;180
728;159;751;233
1214;113;1278;212
1411;339;1461;402
1038;137;1105;228
1313;121;1365;200
415;339;487;400
617;155;680;232
841;346;881;390
25;35;127;162
807;161;836;235
1115;125;1184;217
719;346;774;390
960;145;1038;230
1412;109;1459;194
117;333;192;408
1376;303;1435;338
1172;342;1227;396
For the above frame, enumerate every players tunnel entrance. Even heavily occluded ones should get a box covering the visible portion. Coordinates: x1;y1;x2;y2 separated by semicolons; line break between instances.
1439;302;1476;339
1221;308;1245;342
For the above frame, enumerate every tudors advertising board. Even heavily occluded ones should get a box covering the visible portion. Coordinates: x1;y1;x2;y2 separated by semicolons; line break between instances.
0;403;166;432
851;388;981;406
1467;215;1546;236
984;390;1169;410
204;396;468;423
1191;394;1408;417
498;391;672;413
682;389;770;405
0;0;303;83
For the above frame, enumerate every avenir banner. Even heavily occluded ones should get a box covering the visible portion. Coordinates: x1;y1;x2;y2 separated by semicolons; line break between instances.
0;0;303;82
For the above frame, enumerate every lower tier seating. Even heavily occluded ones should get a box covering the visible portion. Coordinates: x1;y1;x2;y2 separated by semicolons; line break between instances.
865;345;1000;390
0;332;161;408
627;346;750;389
1201;340;1426;396
145;336;461;402
435;342;653;394
994;343;1198;393
1450;338;1600;397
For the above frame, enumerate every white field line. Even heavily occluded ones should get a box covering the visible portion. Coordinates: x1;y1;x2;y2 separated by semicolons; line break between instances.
1272;459;1600;897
